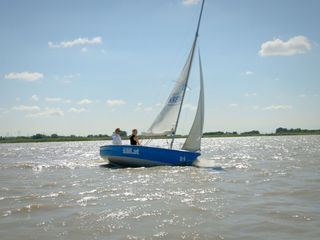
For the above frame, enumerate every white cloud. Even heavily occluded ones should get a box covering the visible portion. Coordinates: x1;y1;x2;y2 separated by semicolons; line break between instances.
54;73;80;84
245;71;254;75
27;108;64;117
0;108;9;117
77;99;93;105
64;74;80;79
45;97;62;102
229;103;238;107
48;36;102;48
31;95;39;101
11;105;65;117
259;35;311;56
5;72;43;82
12;105;40;112
68;107;87;113
244;92;257;97
263;105;293;110
298;93;319;98
45;97;71;104
182;0;200;5
81;47;88;53
0;108;9;116
134;102;143;111
106;99;126;107
133;103;153;112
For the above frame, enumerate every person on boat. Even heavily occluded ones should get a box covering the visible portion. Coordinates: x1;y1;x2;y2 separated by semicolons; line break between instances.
112;128;122;145
130;129;140;145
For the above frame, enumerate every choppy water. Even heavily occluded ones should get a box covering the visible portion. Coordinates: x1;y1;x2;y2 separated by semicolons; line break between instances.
0;136;319;240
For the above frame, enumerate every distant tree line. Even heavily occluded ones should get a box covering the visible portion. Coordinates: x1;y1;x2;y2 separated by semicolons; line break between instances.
203;130;260;136
203;128;320;137
1;128;320;143
203;131;238;136
30;133;111;140
275;127;320;135
0;133;112;143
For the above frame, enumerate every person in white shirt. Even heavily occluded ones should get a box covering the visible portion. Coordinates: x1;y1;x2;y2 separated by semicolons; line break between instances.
112;128;122;145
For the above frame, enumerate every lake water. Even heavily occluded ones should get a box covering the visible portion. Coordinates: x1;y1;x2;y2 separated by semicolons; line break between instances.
0;136;319;240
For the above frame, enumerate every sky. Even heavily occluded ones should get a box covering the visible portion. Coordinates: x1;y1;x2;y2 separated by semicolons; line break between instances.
0;0;320;136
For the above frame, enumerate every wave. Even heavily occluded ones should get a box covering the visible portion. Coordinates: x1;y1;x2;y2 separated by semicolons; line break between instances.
0;191;65;202
0;161;99;171
2;203;71;217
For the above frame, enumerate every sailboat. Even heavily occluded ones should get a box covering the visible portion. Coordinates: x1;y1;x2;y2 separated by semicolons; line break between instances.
100;0;205;167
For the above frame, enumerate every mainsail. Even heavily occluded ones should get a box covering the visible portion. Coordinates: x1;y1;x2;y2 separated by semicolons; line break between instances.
145;39;197;136
145;0;205;141
182;50;204;152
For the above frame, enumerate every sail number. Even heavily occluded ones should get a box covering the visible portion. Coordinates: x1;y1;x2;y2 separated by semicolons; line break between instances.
168;96;180;105
123;148;139;155
179;156;187;162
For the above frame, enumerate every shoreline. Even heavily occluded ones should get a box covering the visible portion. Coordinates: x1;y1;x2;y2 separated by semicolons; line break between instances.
1;132;319;144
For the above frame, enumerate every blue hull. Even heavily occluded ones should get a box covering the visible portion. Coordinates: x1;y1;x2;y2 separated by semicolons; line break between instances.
100;145;200;167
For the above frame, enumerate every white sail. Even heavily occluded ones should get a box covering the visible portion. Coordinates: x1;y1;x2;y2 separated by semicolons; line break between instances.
145;39;197;136
144;0;205;141
182;51;204;152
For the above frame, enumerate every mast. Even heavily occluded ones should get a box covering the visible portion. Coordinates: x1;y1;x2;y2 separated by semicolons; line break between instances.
170;0;205;149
